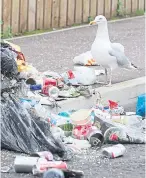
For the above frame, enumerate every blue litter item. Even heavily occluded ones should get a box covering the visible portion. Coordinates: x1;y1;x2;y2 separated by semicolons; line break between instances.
30;84;42;91
136;94;146;117
58;111;70;117
19;98;39;107
58;110;76;117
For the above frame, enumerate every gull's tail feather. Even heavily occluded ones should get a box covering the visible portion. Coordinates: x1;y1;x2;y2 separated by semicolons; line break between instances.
130;63;142;71
131;63;138;69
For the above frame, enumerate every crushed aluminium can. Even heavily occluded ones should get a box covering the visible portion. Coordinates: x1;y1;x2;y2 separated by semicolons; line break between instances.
86;126;104;147
102;144;126;159
14;156;40;173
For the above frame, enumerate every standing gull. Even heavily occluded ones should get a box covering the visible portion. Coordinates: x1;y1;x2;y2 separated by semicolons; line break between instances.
90;15;137;86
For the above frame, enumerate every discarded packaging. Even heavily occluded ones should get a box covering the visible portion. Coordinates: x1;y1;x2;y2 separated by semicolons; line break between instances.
63;169;84;178
87;126;104;147
50;126;65;140
43;168;65;178
59;87;80;98
73;51;98;66
48;113;72;126
61;70;78;86
30;84;42;91
33;160;68;174
42;85;59;98
31;151;54;161
71;139;91;150
43;78;57;86
104;126;145;144
136;94;146;117
73;66;97;85
1;166;11;173
111;115;142;127
70;109;92;125
14;156;40;173
102;144;126;158
34;167;84;178
94;113;145;144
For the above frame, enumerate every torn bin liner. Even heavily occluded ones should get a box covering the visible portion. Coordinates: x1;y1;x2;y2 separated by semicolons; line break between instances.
1;42;18;78
1;95;65;156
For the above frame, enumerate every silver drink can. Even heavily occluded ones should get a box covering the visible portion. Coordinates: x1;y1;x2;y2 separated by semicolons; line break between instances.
14;156;40;173
87;126;104;147
102;144;126;158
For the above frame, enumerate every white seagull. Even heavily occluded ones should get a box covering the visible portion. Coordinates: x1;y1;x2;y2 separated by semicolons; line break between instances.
90;15;137;86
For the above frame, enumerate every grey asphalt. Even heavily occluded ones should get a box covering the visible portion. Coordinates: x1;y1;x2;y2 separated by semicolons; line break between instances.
9;16;145;84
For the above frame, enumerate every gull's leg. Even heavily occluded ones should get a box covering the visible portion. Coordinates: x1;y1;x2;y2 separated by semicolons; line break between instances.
105;68;108;84
96;68;108;85
106;68;112;87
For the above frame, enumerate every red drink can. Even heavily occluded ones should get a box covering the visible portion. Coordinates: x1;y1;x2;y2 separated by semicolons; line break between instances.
38;161;67;171
43;78;57;86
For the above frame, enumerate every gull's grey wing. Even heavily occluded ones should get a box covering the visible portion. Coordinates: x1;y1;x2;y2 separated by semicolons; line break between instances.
109;48;131;68
111;43;124;53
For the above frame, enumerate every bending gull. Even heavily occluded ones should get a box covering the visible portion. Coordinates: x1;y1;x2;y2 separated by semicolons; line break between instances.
90;15;137;86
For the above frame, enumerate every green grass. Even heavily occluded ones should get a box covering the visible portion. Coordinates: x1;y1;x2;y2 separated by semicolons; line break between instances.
18;28;53;36
135;9;145;16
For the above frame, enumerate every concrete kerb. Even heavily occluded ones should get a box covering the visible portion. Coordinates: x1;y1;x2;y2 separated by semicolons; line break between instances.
7;15;144;41
51;77;145;113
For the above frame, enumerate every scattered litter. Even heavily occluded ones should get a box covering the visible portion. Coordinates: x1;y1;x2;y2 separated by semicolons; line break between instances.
1;41;145;177
73;66;97;85
86;126;104;147
102;144;126;158
59;87;80;98
14;156;40;173
136;94;146;117
1;166;11;173
31;151;54;161
43;168;65;178
73;51;98;66
70;109;92;125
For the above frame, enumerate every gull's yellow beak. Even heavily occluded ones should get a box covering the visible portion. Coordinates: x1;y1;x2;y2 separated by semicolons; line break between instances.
89;21;96;25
